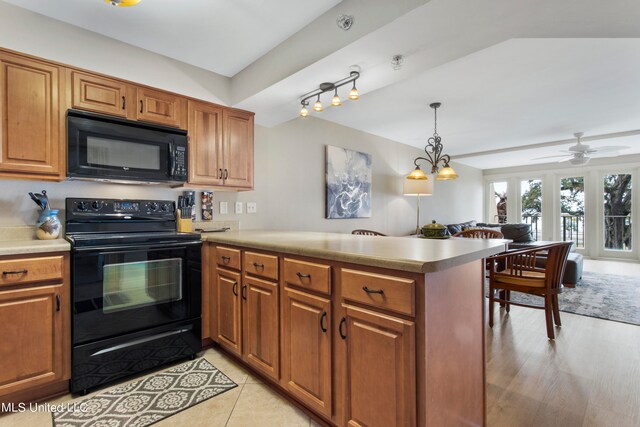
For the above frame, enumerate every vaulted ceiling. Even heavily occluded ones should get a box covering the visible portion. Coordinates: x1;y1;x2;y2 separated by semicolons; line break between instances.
4;0;640;169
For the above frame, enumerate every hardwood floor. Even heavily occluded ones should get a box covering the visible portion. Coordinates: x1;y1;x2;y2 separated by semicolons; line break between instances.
486;302;640;426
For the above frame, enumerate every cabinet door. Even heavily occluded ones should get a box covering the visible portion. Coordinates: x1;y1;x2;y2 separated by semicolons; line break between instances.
136;87;184;128
343;304;416;427
0;53;62;177
0;284;64;397
282;287;332;418
215;268;242;357
187;100;224;186
242;275;279;380
71;71;129;117
222;109;254;188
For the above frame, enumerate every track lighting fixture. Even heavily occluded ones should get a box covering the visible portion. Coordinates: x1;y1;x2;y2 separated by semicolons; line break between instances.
298;69;360;118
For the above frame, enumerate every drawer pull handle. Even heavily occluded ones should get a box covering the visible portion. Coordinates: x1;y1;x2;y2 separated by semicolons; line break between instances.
253;262;264;269
296;272;311;279
140;100;144;113
219;168;223;179
320;311;328;333
232;282;238;296
339;317;347;340
221;256;231;263
363;286;384;295
224;169;229;180
56;294;61;312
241;285;247;301
2;269;28;275
122;95;126;110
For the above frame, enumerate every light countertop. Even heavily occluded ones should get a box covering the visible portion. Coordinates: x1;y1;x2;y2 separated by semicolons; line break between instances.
0;226;70;256
200;230;507;273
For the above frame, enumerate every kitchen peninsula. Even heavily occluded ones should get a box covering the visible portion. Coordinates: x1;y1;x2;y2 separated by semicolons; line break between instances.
201;231;506;427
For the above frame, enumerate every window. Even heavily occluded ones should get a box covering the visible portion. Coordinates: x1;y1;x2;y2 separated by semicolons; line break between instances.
489;182;508;223
560;177;585;248
521;179;542;240
603;174;632;251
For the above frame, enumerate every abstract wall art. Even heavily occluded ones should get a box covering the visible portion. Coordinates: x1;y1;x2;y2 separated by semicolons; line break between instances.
326;145;372;219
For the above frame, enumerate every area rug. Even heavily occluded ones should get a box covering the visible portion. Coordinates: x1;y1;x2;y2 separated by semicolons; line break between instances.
486;271;640;326
52;358;237;427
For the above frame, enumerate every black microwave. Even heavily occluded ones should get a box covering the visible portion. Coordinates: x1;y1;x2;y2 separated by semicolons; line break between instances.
67;110;188;184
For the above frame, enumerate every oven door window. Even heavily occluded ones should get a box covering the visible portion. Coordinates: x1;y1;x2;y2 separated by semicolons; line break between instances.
86;136;161;171
102;258;182;314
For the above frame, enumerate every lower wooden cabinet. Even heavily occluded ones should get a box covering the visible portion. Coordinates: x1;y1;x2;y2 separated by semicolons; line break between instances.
281;287;332;418
0;252;70;403
215;267;242;357
0;284;64;397
340;304;416;427
242;275;279;380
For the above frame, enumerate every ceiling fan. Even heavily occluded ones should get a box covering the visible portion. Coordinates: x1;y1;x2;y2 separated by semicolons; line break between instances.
533;132;629;166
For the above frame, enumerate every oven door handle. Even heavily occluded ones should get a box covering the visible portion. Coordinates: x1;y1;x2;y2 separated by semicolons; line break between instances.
72;240;203;252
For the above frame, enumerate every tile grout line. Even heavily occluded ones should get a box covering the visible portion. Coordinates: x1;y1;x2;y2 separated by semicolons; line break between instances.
224;378;247;426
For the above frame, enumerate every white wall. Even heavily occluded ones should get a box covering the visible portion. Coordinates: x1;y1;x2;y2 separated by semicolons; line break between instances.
0;1;230;105
214;118;484;236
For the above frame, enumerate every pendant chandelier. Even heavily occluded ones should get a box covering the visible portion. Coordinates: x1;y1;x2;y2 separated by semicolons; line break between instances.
407;102;458;181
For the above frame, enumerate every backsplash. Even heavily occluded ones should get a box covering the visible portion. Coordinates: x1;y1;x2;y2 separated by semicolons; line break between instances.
0;179;178;227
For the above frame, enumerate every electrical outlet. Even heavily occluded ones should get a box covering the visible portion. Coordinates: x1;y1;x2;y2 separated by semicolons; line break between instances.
247;202;257;214
235;202;243;214
219;202;228;215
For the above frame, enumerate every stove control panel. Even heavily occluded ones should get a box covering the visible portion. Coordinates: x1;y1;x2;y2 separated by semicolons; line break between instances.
67;198;176;217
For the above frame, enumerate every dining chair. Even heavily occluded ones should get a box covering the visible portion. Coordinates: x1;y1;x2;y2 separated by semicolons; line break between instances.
453;228;504;239
486;241;573;339
351;229;387;236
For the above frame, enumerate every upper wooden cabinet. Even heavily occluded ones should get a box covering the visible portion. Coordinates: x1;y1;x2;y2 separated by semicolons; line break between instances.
136;87;185;128
0;52;63;179
187;101;254;189
71;71;128;117
188;100;224;186
223;109;254;188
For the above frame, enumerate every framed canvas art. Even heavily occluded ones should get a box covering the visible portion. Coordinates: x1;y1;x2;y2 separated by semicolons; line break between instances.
326;145;372;219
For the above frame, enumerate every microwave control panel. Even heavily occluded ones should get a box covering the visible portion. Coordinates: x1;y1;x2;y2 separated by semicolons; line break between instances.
174;146;187;179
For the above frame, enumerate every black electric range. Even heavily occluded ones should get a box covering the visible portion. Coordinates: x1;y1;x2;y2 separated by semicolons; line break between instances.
65;198;202;394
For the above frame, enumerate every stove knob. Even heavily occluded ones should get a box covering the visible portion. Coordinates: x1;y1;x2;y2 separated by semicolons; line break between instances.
161;203;170;212
92;201;103;210
77;201;88;211
149;202;159;211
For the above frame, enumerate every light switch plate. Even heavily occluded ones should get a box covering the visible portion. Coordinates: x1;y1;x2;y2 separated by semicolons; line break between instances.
247;202;257;214
219;202;228;215
235;202;243;214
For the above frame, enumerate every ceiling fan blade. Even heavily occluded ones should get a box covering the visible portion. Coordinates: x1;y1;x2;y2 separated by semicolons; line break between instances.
591;151;620;158
592;145;630;153
532;154;571;160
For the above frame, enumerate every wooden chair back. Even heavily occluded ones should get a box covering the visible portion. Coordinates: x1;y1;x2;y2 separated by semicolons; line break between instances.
453;228;504;239
351;229;387;236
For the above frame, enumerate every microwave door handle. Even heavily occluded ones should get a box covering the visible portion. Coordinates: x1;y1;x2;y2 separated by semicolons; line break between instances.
169;141;176;177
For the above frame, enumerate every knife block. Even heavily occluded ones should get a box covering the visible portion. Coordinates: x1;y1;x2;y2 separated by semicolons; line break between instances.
177;218;193;233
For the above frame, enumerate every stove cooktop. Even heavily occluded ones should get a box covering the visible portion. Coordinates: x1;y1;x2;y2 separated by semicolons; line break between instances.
66;231;202;248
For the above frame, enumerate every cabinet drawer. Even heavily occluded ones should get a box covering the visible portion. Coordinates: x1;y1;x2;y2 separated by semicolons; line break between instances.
341;269;415;317
283;258;330;295
216;247;241;271
244;251;278;280
0;256;64;286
